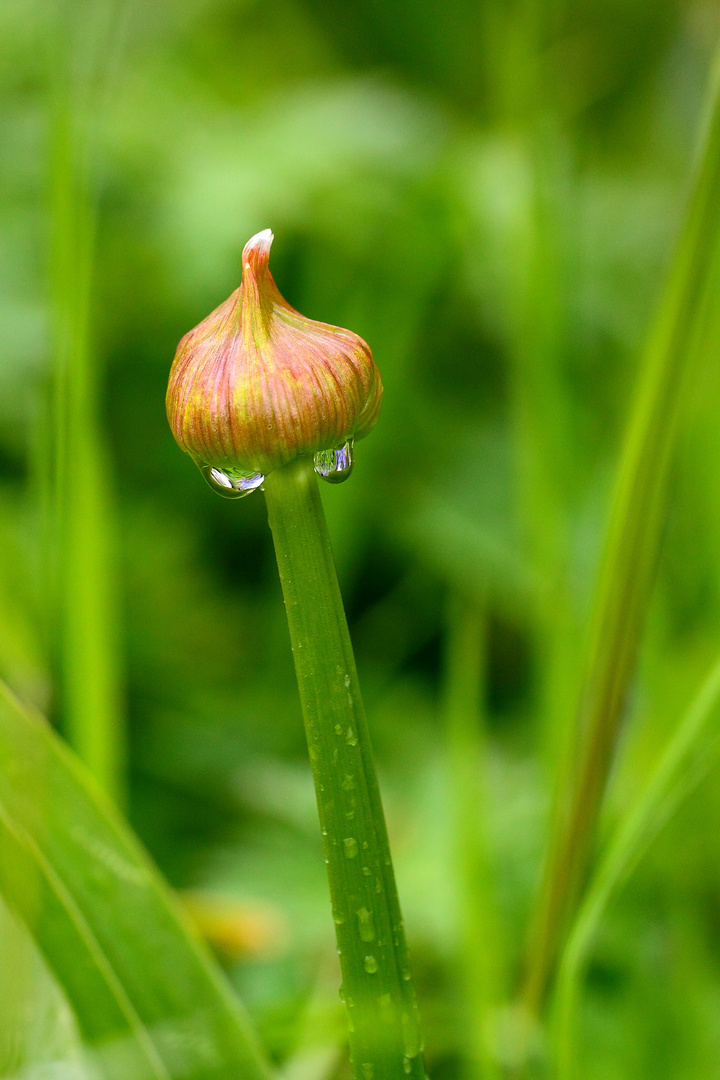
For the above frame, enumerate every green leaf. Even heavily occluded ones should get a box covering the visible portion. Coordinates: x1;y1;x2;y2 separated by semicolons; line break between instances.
0;681;273;1080
0;896;92;1078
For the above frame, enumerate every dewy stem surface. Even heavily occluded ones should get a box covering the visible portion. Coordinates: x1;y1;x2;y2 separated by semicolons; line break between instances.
264;457;425;1080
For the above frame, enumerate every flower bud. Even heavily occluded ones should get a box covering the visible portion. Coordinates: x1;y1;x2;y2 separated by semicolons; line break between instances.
166;229;382;497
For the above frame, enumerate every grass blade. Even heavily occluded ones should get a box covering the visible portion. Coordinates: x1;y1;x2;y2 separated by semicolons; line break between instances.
47;0;127;801
443;591;503;1080
521;50;720;1013
0;680;273;1080
552;653;720;1077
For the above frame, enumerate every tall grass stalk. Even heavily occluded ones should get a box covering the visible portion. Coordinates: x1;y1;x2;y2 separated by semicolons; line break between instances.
505;131;583;798
47;0;126;801
443;592;503;1080
522;50;720;1014
264;457;426;1080
553;654;720;1077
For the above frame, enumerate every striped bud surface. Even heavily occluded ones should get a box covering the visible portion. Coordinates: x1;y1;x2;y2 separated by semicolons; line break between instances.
166;229;382;486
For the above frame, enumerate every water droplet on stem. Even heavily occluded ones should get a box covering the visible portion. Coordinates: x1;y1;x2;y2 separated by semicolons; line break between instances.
356;906;376;942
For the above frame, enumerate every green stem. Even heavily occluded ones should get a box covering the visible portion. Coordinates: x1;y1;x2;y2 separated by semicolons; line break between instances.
264;457;426;1080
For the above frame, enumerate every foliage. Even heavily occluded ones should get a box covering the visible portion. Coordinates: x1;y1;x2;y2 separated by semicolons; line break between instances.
2;0;720;1077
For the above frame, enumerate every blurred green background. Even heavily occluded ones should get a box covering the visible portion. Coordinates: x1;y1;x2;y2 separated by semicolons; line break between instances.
3;0;720;1076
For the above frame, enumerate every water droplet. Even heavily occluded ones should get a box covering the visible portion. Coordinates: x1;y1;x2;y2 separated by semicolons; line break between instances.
364;955;379;974
343;837;358;859
362;865;372;876
402;1011;423;1061
346;810;355;820
377;993;392;1010
333;910;346;925
356;906;376;942
334;723;343;736
200;463;264;499
344;674;351;688
403;1056;412;1074
361;1064;374;1080
341;774;355;791
402;969;412;981
346;727;358;747
338;984;346;1002
314;439;354;484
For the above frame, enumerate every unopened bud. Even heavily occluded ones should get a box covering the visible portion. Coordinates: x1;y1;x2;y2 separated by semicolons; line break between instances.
166;229;382;497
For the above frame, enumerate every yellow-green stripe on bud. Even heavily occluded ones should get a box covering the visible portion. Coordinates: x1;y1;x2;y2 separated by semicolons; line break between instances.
166;229;382;498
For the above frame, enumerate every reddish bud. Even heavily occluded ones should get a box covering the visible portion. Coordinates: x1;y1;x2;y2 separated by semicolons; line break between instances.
166;229;382;496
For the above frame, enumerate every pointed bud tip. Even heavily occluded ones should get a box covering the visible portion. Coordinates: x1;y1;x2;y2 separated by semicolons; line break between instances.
243;229;274;270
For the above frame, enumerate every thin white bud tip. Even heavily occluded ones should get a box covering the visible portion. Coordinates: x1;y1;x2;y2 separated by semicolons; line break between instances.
244;228;274;258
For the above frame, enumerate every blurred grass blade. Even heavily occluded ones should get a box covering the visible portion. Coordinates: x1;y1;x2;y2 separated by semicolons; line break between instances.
552;653;720;1078
0;681;273;1080
443;591;503;1080
0;897;90;1078
522;51;720;1011
47;0;126;801
277;954;345;1080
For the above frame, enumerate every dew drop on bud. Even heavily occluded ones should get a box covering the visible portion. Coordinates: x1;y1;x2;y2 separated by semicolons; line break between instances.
200;464;265;499
314;439;354;484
